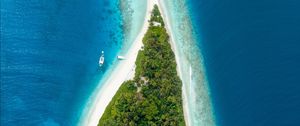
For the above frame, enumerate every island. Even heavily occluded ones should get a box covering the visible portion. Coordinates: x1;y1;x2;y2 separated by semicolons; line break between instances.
99;5;185;125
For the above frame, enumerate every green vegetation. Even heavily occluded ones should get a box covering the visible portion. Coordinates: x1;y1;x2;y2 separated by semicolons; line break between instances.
99;5;185;125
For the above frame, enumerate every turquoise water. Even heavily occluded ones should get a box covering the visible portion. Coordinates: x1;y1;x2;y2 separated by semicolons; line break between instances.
119;0;147;55
6;0;298;126
79;0;147;124
161;0;300;125
160;0;215;125
1;0;147;125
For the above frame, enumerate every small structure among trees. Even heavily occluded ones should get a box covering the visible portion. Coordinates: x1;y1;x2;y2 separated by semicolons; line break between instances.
99;5;185;126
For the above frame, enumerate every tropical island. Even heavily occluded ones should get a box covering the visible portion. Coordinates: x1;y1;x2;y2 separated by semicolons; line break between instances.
99;5;185;125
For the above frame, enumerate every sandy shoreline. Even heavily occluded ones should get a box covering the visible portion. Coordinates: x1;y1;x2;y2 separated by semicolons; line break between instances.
80;0;157;125
80;0;191;125
157;1;191;126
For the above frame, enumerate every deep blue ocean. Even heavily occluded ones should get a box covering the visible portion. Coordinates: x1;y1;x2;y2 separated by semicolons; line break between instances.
187;0;300;125
1;0;123;125
2;0;300;125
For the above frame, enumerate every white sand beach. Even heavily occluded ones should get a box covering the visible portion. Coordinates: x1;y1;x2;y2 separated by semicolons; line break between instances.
80;0;160;125
158;1;215;125
156;2;191;126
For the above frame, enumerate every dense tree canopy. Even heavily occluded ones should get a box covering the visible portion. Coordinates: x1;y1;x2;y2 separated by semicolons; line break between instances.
99;5;185;126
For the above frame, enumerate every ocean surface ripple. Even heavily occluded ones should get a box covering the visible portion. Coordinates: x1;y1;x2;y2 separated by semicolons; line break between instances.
187;0;300;125
1;0;123;125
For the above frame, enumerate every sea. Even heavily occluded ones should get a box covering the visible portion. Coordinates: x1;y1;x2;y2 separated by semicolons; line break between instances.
187;0;300;125
2;0;124;125
1;0;300;126
1;0;147;125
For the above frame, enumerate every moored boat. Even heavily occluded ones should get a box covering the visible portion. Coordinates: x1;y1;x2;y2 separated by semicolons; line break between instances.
99;51;104;67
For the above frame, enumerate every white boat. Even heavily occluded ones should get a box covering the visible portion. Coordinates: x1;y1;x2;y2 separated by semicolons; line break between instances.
99;51;104;67
117;55;126;60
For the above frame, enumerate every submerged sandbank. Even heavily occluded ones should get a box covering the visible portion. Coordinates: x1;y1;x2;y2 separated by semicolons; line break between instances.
79;0;157;125
79;0;213;125
158;0;216;125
